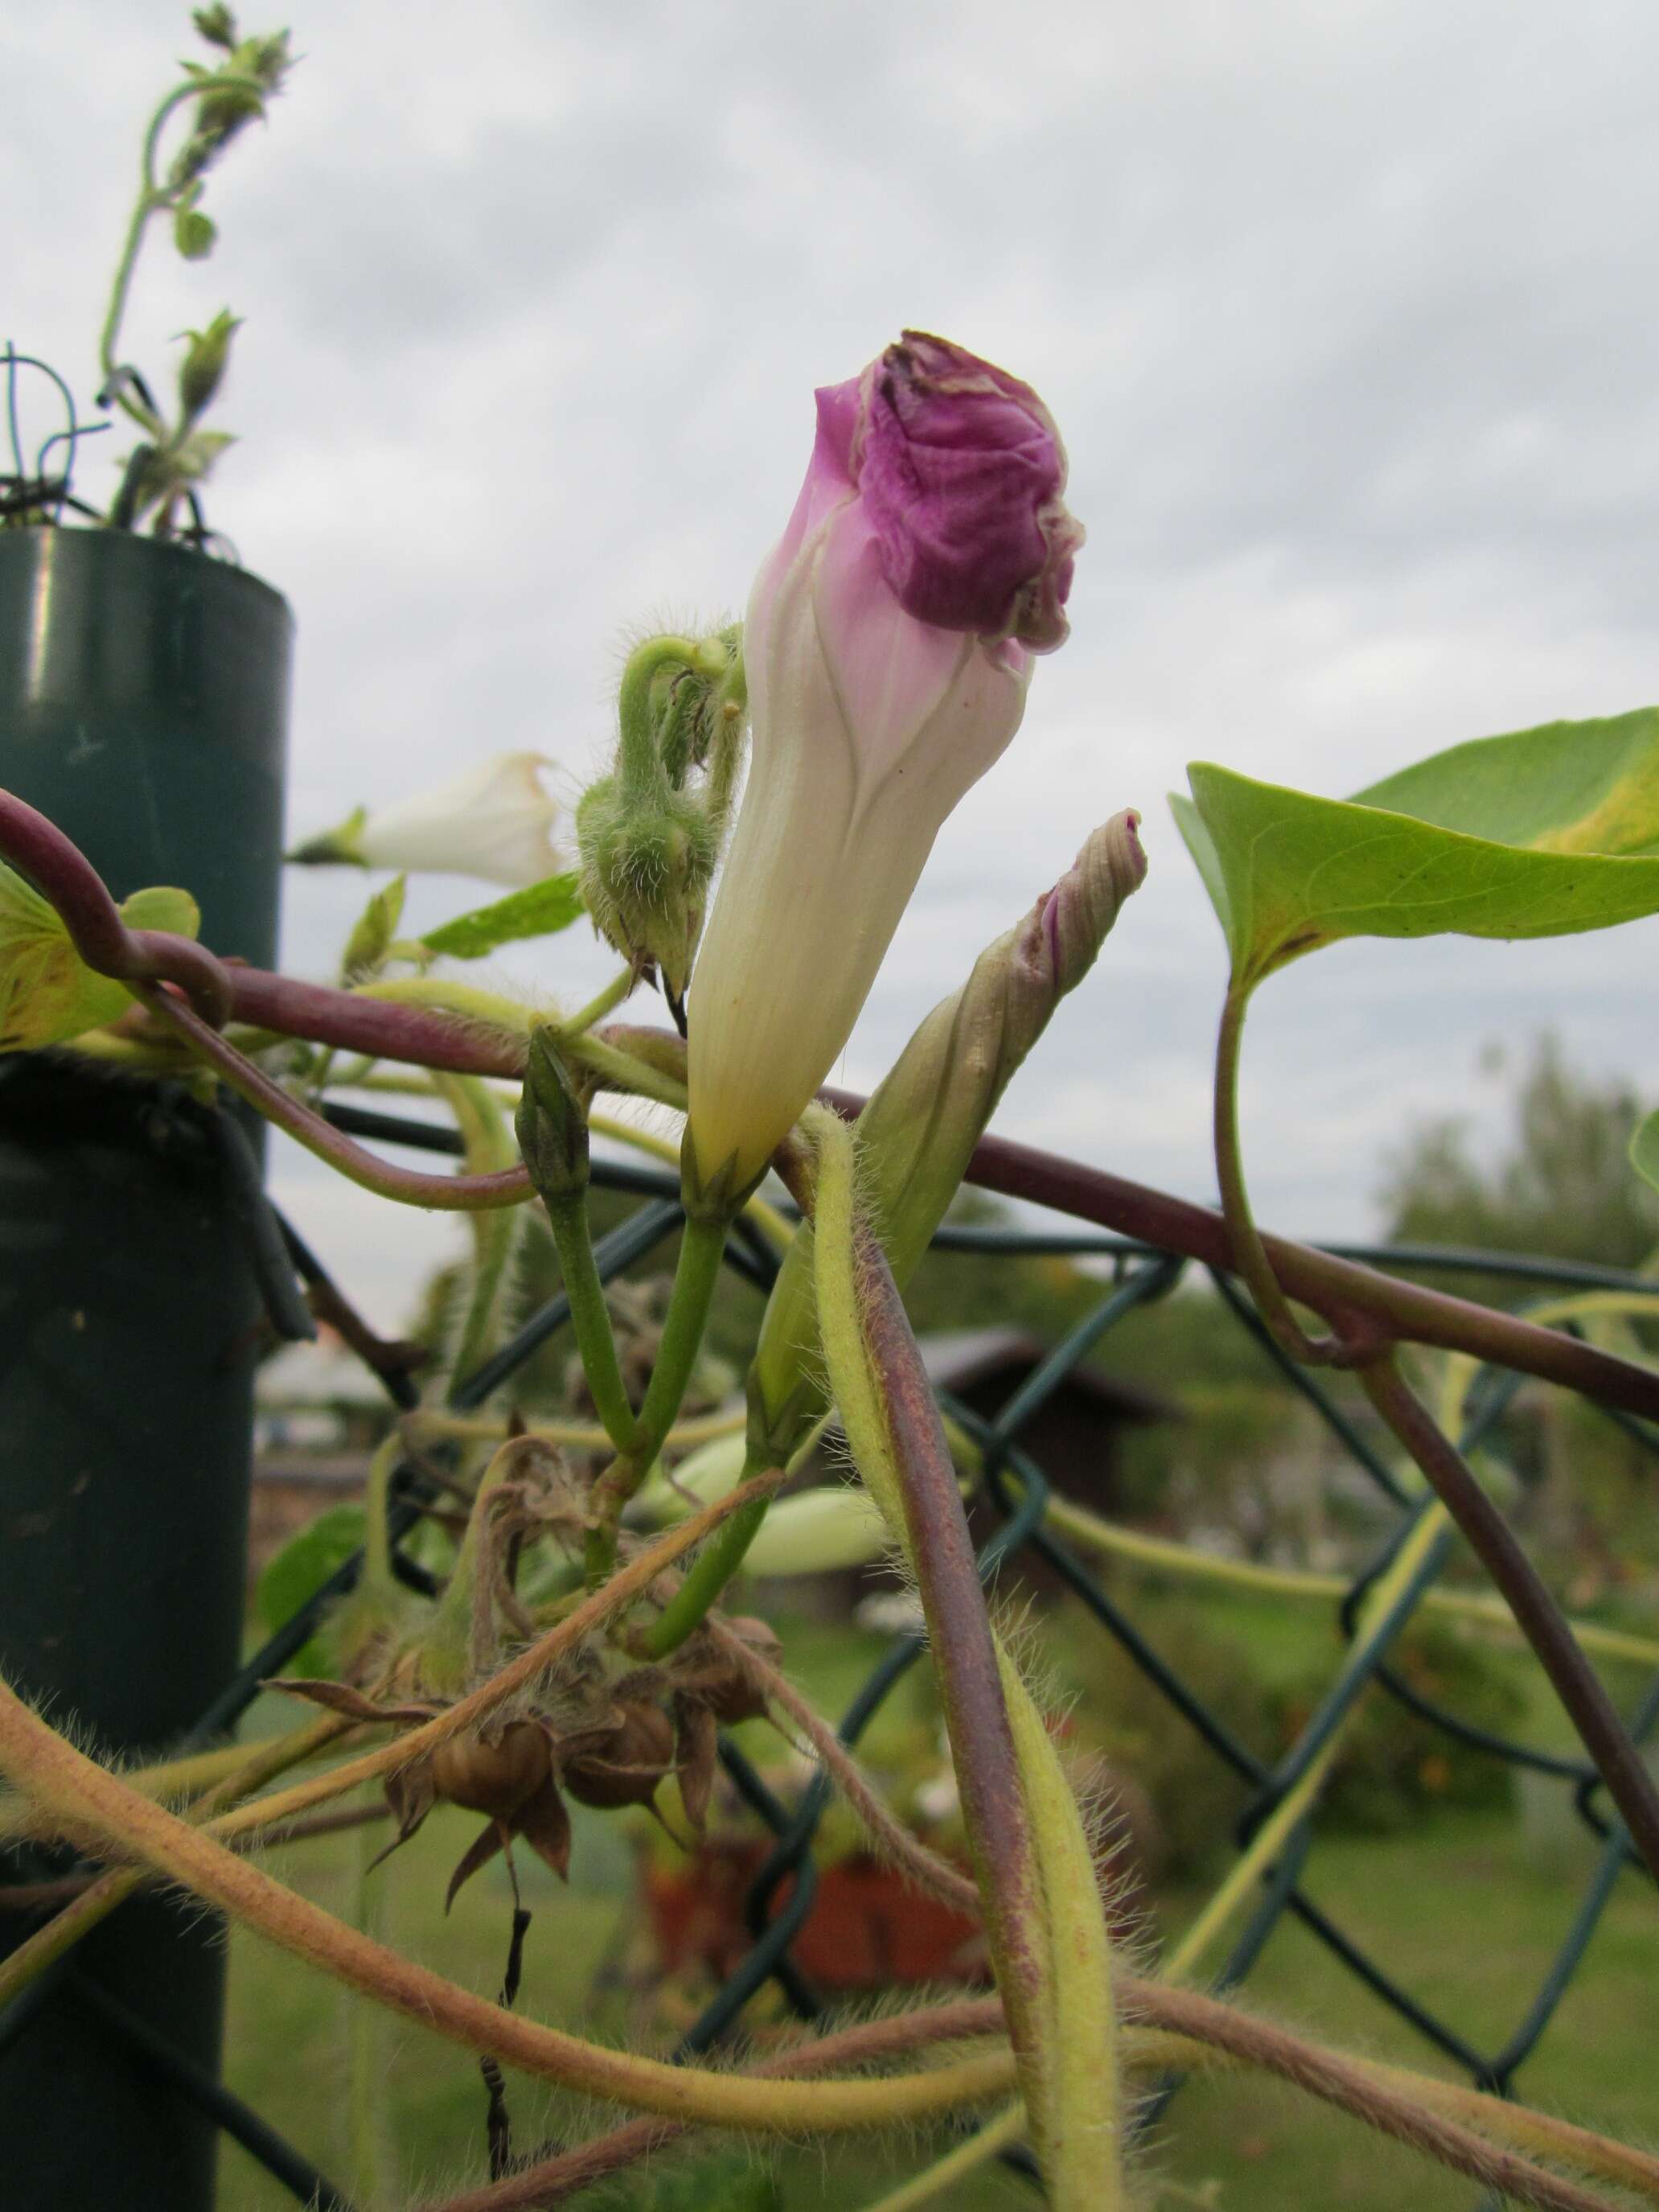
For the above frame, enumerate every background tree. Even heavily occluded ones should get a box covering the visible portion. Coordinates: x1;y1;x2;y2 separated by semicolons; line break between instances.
1378;1034;1659;1277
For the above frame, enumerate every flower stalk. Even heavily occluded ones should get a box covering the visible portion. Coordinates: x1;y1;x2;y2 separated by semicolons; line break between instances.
584;1212;730;1582
809;1107;1120;2207
515;1029;640;1456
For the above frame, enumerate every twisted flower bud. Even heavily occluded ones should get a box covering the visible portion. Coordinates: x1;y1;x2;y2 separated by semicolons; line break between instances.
749;812;1147;1455
684;331;1083;1208
576;629;747;1005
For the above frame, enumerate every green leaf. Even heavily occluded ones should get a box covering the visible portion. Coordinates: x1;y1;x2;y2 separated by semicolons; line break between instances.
342;872;406;981
1177;707;1659;989
421;870;584;960
120;885;201;935
170;428;236;482
0;868;199;1051
1632;1109;1659;1199
256;1503;367;1680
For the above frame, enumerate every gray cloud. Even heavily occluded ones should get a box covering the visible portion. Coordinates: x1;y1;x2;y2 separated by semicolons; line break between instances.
8;0;1659;1323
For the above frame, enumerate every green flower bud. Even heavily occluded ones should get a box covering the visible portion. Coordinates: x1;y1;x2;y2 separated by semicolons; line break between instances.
749;811;1147;1453
169;28;290;187
340;872;405;983
177;309;240;422
515;1027;593;1205
576;629;748;1004
193;5;239;49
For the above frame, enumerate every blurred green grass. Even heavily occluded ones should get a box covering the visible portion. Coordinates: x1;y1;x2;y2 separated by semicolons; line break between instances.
221;1803;1659;2209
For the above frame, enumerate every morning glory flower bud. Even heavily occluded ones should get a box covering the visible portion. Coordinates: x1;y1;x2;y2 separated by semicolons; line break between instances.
515;1026;593;1206
748;812;1146;1458
576;629;748;1009
684;331;1083;1209
288;753;563;887
177;309;241;424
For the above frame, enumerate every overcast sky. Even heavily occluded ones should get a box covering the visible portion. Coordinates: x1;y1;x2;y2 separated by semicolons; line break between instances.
9;1;1659;1326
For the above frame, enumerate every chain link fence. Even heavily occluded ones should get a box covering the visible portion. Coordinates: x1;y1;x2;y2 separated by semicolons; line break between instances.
3;1081;1655;2209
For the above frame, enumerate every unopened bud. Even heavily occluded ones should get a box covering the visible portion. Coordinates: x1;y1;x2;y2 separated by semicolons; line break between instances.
577;781;718;999
192;5;238;48
515;1027;592;1204
749;812;1147;1449
860;808;1146;1286
177;309;240;422
577;631;748;1001
341;873;405;983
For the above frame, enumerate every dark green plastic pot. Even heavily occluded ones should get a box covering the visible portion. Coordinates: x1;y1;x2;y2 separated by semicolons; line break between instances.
0;527;292;2210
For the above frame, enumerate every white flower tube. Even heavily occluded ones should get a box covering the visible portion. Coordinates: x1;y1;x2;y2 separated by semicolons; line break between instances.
684;331;1083;1205
290;753;563;888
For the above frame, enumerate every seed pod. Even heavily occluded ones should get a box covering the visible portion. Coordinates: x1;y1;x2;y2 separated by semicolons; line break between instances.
431;1721;551;1819
704;1617;781;1725
563;1700;676;1810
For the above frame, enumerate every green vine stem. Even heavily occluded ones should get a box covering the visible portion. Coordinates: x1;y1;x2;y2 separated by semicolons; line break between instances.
348;1797;391;2210
585;1211;730;1582
1357;1351;1659;1885
856;2104;1029;2212
639;1414;832;1659
411;1979;1645;2212
639;1490;769;1655
1213;982;1367;1366
564;967;635;1036
543;1190;642;1457
407;1405;741;1458
435;1074;525;1392
0;1710;354;2011
98;72;269;438
1031;1482;1659;1670
1164;1499;1452;1983
0;1673;1016;2136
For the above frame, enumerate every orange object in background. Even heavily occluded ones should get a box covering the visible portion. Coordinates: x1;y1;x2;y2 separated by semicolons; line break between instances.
643;1845;987;1992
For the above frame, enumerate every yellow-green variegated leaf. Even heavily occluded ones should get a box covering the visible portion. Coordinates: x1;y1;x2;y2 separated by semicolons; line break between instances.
1174;707;1659;991
0;866;200;1050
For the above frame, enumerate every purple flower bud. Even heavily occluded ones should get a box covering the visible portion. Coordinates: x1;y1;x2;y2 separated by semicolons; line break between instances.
821;330;1083;652
685;333;1084;1203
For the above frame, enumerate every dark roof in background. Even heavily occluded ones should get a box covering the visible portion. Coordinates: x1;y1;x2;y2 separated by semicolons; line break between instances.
915;1330;1178;1425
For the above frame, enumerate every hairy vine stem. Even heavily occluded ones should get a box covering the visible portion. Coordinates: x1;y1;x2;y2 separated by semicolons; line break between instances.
811;1108;1120;2210
0;789;1653;1412
0;1674;1016;2136
1357;1351;1659;1883
411;1980;1649;2212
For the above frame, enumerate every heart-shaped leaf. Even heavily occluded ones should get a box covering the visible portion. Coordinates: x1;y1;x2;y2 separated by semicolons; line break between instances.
0;868;200;1050
1175;706;1659;990
421;870;584;960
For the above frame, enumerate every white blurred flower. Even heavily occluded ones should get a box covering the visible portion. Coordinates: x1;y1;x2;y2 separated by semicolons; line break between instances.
289;753;563;887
